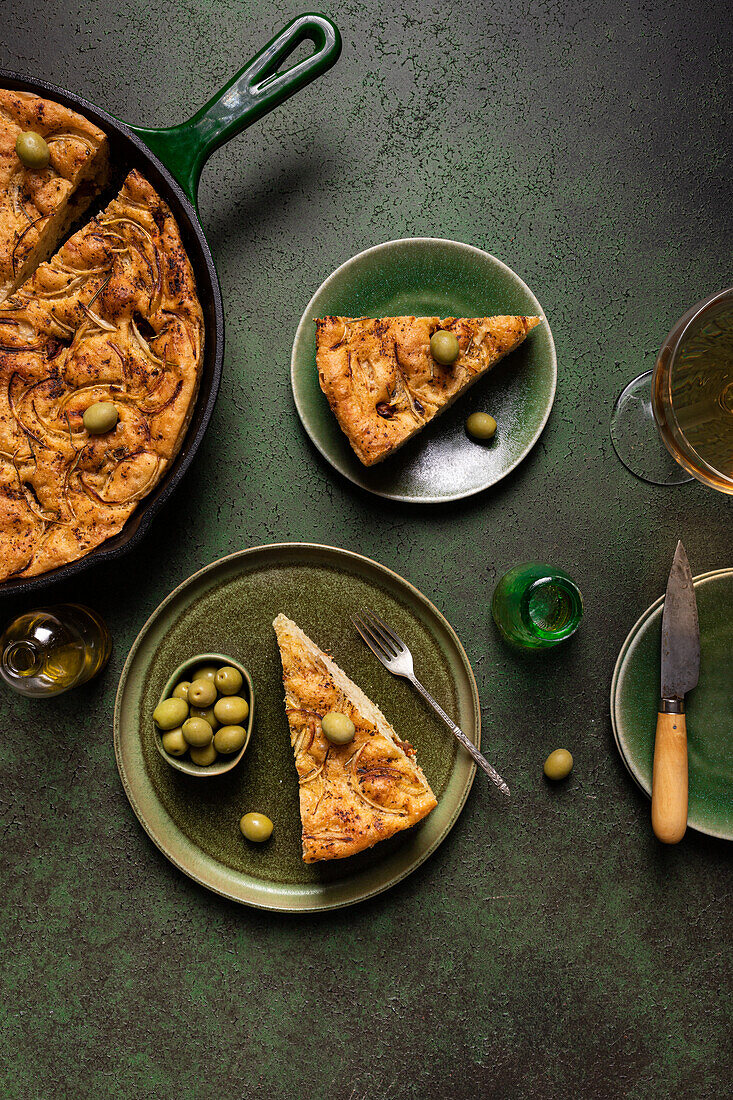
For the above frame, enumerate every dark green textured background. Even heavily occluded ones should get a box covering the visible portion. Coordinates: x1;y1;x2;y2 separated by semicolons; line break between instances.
1;1;731;1097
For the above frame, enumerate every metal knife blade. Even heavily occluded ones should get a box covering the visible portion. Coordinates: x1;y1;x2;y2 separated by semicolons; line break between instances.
660;540;700;701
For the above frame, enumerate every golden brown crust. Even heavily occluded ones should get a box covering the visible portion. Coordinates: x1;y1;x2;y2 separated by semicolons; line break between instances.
0;169;203;581
273;614;437;863
316;314;541;465
0;89;109;301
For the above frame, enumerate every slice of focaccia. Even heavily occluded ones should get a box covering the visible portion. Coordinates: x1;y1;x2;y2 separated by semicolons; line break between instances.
273;614;437;863
0;88;109;302
316;314;541;466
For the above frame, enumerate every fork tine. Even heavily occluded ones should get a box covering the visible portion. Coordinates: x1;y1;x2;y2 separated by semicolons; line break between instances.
362;608;404;654
351;615;393;664
360;611;400;658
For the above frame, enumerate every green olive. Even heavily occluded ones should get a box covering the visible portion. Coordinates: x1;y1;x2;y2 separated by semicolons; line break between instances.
544;748;573;781
171;681;190;701
193;665;219;683
214;725;246;754
190;742;217;767
190;705;218;729
153;697;189;730
321;711;356;745
215;666;243;695
188;677;217;707
466;412;497;440
214;695;249;726
16;131;50;169
430;329;460;366
161;727;187;757
240;812;273;842
83;401;118;435
181;716;213;748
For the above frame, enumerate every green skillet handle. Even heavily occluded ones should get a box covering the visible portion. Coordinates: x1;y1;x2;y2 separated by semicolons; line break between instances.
129;13;341;208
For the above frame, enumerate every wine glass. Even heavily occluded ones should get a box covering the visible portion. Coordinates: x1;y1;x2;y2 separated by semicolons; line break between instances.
611;287;733;492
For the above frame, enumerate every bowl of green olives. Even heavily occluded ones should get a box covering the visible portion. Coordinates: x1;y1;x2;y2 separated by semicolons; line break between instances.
153;653;254;777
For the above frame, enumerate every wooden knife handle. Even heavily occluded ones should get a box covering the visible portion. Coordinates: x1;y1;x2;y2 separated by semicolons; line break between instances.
651;711;688;844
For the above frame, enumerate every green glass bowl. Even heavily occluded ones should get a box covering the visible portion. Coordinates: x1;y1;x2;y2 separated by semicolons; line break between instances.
291;237;557;503
155;652;254;778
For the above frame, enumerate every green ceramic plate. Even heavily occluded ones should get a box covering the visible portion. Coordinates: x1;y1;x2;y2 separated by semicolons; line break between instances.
611;569;733;840
114;543;481;910
291;238;557;502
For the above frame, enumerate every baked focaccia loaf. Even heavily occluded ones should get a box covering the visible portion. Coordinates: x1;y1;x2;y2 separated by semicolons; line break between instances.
273;614;437;863
0;88;109;302
0;169;203;581
316;314;540;465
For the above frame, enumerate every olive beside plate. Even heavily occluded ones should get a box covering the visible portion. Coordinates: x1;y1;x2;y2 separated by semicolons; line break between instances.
155;653;254;778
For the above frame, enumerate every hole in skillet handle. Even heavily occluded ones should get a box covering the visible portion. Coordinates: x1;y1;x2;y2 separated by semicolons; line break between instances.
247;14;340;96
154;652;254;778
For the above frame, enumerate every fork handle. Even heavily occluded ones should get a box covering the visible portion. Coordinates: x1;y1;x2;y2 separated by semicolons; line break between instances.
408;675;510;797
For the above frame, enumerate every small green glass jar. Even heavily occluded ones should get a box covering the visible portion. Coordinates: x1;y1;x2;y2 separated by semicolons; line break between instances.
492;563;583;649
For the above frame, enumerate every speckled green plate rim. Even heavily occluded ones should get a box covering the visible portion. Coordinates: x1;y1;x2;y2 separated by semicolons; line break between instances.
291;237;557;504
610;568;732;841
114;543;481;912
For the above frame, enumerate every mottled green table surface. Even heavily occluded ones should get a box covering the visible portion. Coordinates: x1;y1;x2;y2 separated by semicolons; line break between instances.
2;2;731;1097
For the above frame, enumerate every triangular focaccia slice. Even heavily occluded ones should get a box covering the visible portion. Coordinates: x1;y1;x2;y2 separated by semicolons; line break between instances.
316;314;541;466
0;169;203;581
0;89;109;302
273;614;437;863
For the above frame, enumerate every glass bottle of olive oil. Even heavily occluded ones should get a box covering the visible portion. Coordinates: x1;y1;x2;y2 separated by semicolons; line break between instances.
0;604;111;697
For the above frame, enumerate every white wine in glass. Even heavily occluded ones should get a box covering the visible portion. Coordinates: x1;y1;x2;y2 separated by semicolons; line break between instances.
611;287;733;493
653;289;733;493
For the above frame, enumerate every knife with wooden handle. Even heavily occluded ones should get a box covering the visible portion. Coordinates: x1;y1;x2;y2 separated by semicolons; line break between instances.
651;541;700;844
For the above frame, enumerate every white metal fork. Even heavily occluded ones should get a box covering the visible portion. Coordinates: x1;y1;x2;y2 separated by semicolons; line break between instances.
352;609;510;797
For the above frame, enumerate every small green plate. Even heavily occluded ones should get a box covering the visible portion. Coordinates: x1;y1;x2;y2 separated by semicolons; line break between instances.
114;543;481;911
611;568;733;840
291;238;557;503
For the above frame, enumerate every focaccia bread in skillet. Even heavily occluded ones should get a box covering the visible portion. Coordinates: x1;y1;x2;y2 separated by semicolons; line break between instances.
273;613;437;863
0;168;204;581
0;88;109;302
316;314;541;465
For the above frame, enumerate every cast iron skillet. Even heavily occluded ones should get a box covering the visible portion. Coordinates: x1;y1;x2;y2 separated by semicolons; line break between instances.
0;12;341;596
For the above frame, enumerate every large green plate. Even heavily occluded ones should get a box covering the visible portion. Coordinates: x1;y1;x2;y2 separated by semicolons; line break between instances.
291;238;557;503
114;544;481;910
611;568;733;840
